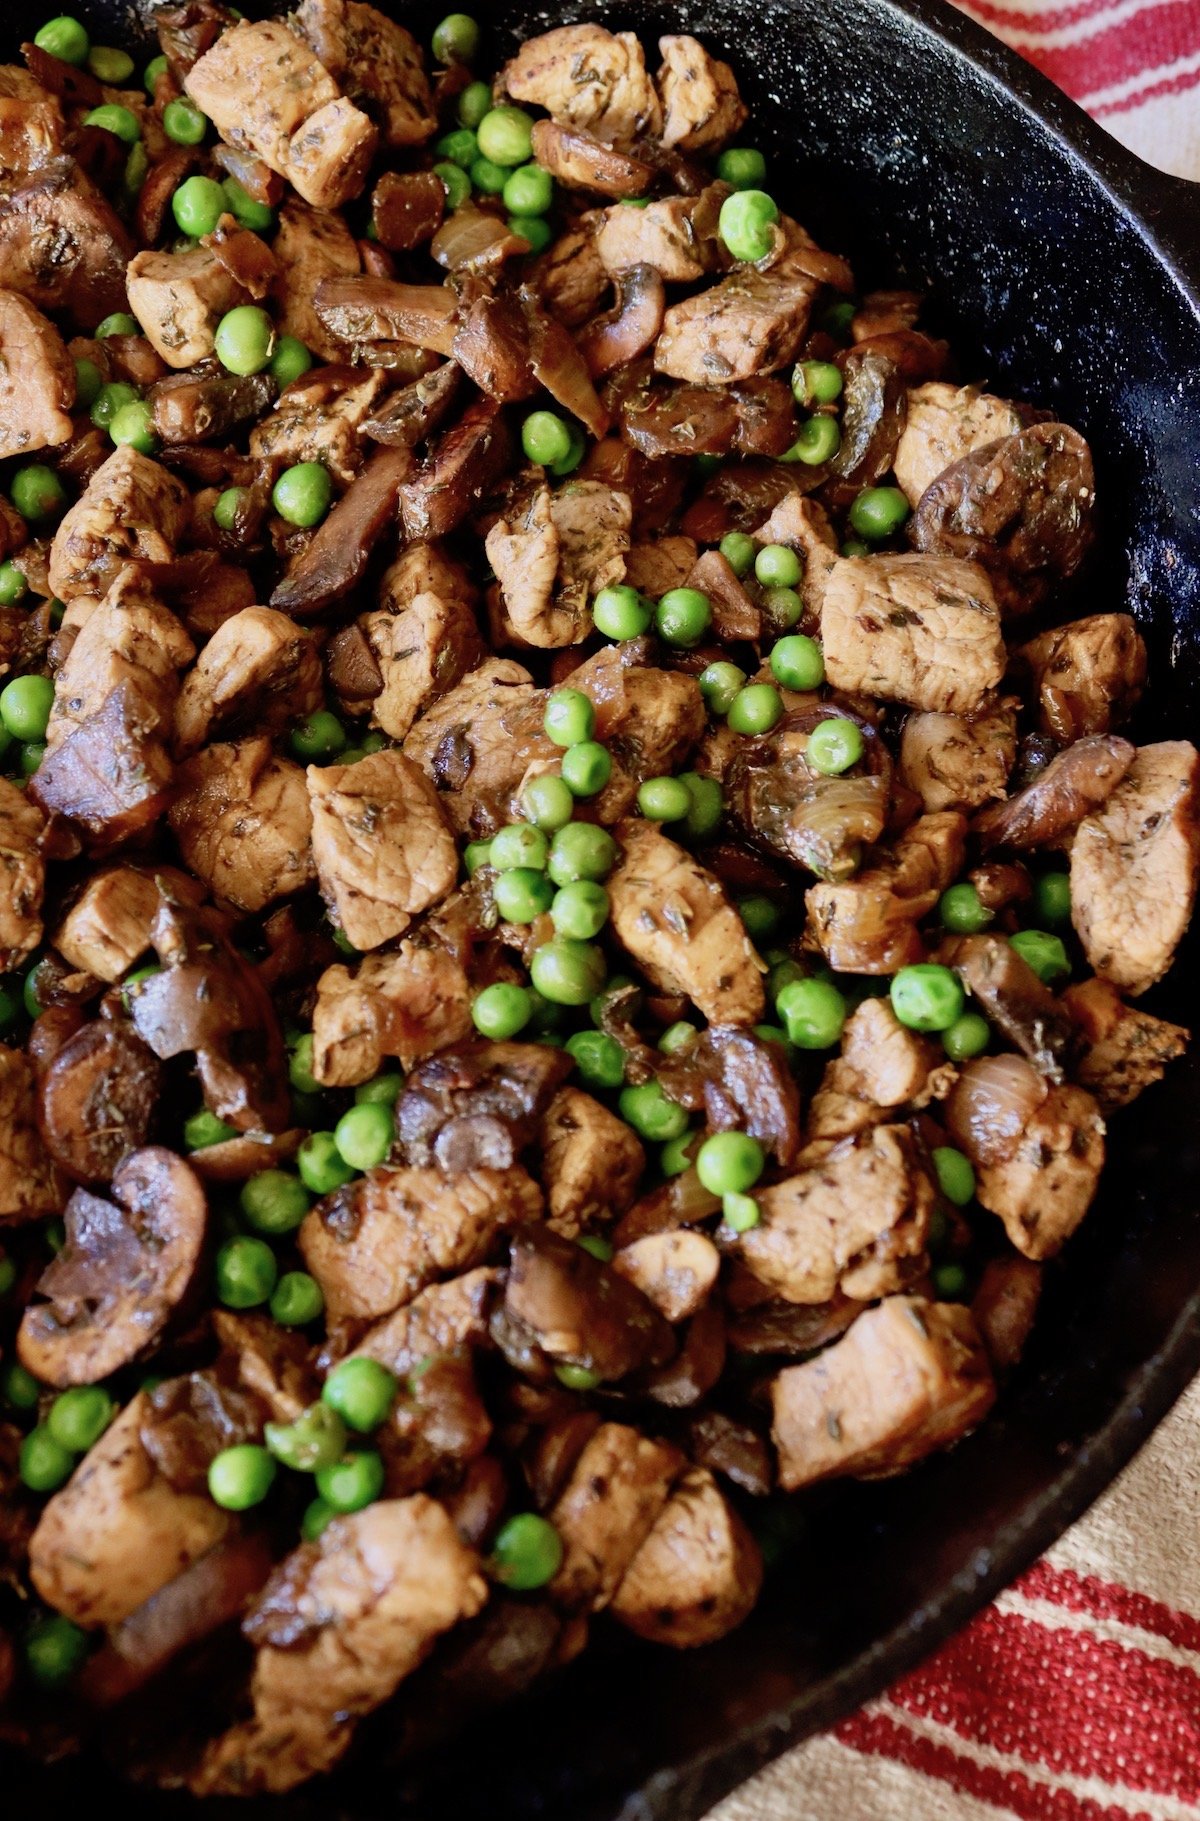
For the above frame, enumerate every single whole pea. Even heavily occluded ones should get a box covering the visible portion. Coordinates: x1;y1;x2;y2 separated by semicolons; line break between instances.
890;963;965;1033
273;461;332;527
849;485;910;540
727;683;784;737
754;543;802;588
522;772;574;831
564;1029;625;1090
718;188;780;261
297;1130;356;1194
476;105;534;167
807;716;864;774
637;775;693;822
592;583;651;641
715;146;767;190
770;634;825;691
215;305;276;376
783;415;841;465
472;982;533;1039
939;882;994;934
240;1169;311;1235
698;661;747;716
696;1131;765;1196
493;867;554;923
208;1443;277;1511
323;1357;397;1433
270;1271;325;1327
655;587;712;648
718;531;757;576
490;1512;563;1589
530;937;606;1006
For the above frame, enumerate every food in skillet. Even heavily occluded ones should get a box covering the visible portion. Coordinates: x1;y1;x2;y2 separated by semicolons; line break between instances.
0;2;1195;1792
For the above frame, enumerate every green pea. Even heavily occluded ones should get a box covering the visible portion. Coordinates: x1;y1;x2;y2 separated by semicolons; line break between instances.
841;539;871;558
0;561;26;606
19;740;45;778
83;103;140;144
34;17;90;65
265;1401;346;1471
548;821;617;885
890;963;965;1033
792;360;844;406
522;772;574;831
287;1033;320;1098
761;586;803;631
718;531;757;576
90;380;138;430
1010;929;1071;985
658;1020;698;1054
544;688;594;748
72;355;103;412
522;409;573;467
297;1130;356;1195
737;894;780;940
717;188;779;262
2;1359;40;1411
939;882;993;934
782;415;841;466
10;464;66;522
316;1447;385;1513
551;881;609;941
333;1102;393;1172
490;1512;563;1589
288;709;347;762
698;661;747;716
490;820;549;871
301;1495;335;1540
777;977;846;1048
434;160;471;209
162;97;207;145
143;53;168;95
933;1261;970;1300
458;80;492;128
273;460;332;527
696;1131;765;1196
240;1169;311;1235
932;1145;976;1207
655;586;712;648
209;1443;276;1511
727;683;784;736
20;1426;74;1493
172;173;226;238
659;1132;695;1176
619;1079;688;1142
323;1357;397;1433
0;1254;14;1297
493;867;554;924
679;771;723;841
849;486;910;540
215;304;275;376
0;676;54;744
109;399;158;454
215;1235;278;1309
472;981;533;1039
592;583;651;641
555;1363;601;1391
476;105;534;167
807;717;864;774
183;1107;235;1150
1034;872;1072;927
716;146;767;190
270;1271;325;1327
560;740;611;798
770;634;825;691
755;543;802;589
943;1011;990;1061
432;12;480;61
469;155;508;195
564;1029;625;1090
436;127;479;168
25;1615;89;1689
637;775;693;822
47;1386;114;1453
503;162;553;216
531;937;606;1007
821;299;857;343
722;1191;761;1232
87;40;135;80
548;423;586;477
355;1073;405;1109
509;215;553;253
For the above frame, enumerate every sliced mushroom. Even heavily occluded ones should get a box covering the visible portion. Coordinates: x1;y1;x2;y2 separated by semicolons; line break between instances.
18;1147;208;1386
504;1229;676;1381
270;444;413;616
360;361;462;447
973;734;1135;851
398;398;513;540
578;265;665;378
944;934;1074;1079
371;170;445;252
621;374;795;459
38;1019;161;1184
313;275;459;353
529;119;654;198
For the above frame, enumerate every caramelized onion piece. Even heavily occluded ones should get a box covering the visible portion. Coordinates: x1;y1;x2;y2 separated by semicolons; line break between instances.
946;1054;1048;1166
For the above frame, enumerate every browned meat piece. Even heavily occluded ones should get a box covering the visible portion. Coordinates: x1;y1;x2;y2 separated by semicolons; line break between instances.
892;382;1023;505
595;191;720;282
129;896;291;1133
540;1086;645;1237
213;1309;317;1422
133;1366;263;1496
28;1392;231;1628
974;733;1135;851
487;480;630;649
184;20;378;210
752;490;840;621
37;1020;160;1184
381;1350;491;1495
503;1228;675;1380
569;640;706;821
624;534;697;598
501;25;662;146
295;0;436;147
268;197;361;362
655;34;747;151
807;997;952;1141
125;243;247;369
821;553;1005;714
738;1124;933;1304
727;714;890;882
149;363;274;443
48;450;190;603
974;1082;1105;1258
300;1165;542;1324
29;682;176;854
311;937;473;1086
0;1043;61;1221
911;423;1096;614
0;288;72;457
621;374;795;461
0;772;44;970
193;1498;486;1796
654;225;836;384
1070;741;1200;996
402;657;556;838
18;1149;206;1384
531;119;652;199
395;1040;571;1173
53;864;201;982
971;1256;1043;1375
613;1229;720;1323
549;1422;683;1610
578;266;666;379
399;397;513;540
609;818;765;1025
899;699;1019;814
307;748;457;949
772;1297;995;1489
170;738;315;913
611;1465;760;1647
0;156;132;330
173;606;321;755
945;934;1074;1078
1063;976;1188;1112
350;589;483;741
372;169;445;252
249;363;388;484
528;222;608;328
46;570;194;751
1017;612;1148;742
0;65;65;176
348;1267;500;1375
806;810;967;973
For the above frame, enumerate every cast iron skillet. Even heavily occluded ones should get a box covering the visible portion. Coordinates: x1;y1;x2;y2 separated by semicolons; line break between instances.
3;1;1200;1816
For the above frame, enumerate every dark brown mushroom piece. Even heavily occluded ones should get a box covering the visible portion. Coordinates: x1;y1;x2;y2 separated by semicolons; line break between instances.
17;1147;208;1387
102;335;170;390
150;364;276;444
325;620;384;713
622;375;795;459
314;275;459;354
382;1352;492;1496
21;41;104;104
655;1026;803;1167
128;898;291;1133
29;682;175;855
822;347;907;510
727;706;893;881
686;1410;774;1496
725;1292;863;1356
188;1129;304;1183
580;437;688;537
38;1019;162;1184
642;1300;725;1407
680;458;804;542
503;1229;675;1382
851;329;950;383
371;170;446;252
431;208;534;275
529;119;655;198
140;1367;267;1494
395;1040;572;1173
202;219;278;298
910;423;1097;614
577;265;665;379
360;361;462;447
973;734;1135;851
211;141;284;207
155;0;239;76
613;1168;723;1247
270;444;413;616
398;398;513;541
451;292;537;403
522;290;610;438
944;933;1075;1079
